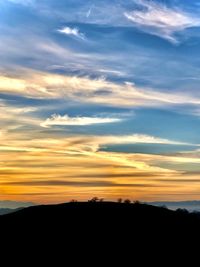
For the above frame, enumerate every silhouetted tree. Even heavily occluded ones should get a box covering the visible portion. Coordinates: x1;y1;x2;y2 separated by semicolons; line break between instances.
124;199;131;204
117;198;123;203
89;197;99;203
134;200;141;205
70;199;77;203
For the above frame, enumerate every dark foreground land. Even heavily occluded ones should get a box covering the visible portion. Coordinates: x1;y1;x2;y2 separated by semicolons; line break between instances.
1;202;200;258
1;201;200;232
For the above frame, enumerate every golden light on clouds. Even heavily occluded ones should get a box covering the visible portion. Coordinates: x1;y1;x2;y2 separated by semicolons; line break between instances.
1;127;200;203
1;69;200;203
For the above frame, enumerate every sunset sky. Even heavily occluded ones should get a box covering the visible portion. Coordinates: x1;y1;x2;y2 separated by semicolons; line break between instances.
1;0;200;204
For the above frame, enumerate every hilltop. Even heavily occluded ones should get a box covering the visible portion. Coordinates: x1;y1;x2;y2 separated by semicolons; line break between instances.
2;201;200;257
1;201;200;234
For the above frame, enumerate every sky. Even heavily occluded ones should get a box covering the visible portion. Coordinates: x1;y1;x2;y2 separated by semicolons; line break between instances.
1;0;200;204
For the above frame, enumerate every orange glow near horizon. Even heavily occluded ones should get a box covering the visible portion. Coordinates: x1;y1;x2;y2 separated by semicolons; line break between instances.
1;140;200;204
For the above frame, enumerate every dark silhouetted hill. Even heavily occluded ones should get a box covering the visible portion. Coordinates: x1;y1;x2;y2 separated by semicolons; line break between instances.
1;202;200;258
1;201;200;233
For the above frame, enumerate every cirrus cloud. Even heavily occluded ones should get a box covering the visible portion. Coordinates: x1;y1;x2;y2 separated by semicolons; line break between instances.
125;0;200;43
57;26;85;40
41;114;122;128
1;71;200;109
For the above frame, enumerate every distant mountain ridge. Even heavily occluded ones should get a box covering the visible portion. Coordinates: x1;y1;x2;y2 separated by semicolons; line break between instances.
0;200;36;209
2;199;200;211
0;208;17;215
147;201;200;211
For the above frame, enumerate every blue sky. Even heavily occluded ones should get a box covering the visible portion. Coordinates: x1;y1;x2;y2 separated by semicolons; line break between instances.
1;0;200;203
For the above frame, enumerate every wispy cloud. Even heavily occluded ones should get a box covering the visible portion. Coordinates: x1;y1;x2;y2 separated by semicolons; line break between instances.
6;0;34;5
86;5;94;18
0;100;40;136
0;134;189;153
57;27;85;40
125;0;200;43
41;114;121;128
99;135;189;147
2;121;199;202
1;71;200;108
3;180;163;188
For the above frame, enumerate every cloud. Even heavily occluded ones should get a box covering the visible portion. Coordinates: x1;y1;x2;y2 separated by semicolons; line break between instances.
125;0;200;43
86;6;93;18
99;135;189;146
57;27;85;40
3;125;199;202
0;100;37;115
154;178;200;184
1;71;200;108
6;0;34;5
0;131;190;172
3;180;163;188
0;100;41;138
0;132;187;154
41;114;121;128
128;152;200;167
